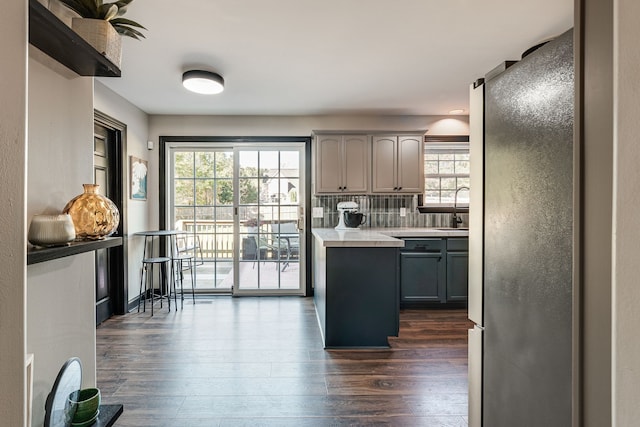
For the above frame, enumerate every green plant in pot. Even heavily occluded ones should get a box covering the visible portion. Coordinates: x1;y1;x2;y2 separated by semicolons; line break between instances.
58;0;146;67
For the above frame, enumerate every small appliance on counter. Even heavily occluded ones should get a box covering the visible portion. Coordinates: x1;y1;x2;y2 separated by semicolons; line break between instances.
335;201;366;230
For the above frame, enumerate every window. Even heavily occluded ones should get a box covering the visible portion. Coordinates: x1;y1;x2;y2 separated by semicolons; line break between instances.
424;137;470;204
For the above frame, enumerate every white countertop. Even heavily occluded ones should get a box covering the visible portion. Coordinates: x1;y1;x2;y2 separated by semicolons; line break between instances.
371;227;469;238
312;227;468;248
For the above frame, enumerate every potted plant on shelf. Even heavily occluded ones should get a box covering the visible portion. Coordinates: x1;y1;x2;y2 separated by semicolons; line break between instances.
57;0;146;68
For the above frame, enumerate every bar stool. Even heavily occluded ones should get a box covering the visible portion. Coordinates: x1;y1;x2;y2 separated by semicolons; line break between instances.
173;252;195;307
138;256;174;316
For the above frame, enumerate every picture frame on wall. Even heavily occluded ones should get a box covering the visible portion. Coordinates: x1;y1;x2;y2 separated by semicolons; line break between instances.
130;156;148;200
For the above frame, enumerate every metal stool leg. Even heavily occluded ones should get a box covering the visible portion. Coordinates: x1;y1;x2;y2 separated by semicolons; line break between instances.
171;259;178;310
160;263;171;313
178;259;185;309
190;259;195;304
152;263;156;316
147;262;154;316
138;264;145;313
171;262;178;311
158;261;164;311
167;260;176;311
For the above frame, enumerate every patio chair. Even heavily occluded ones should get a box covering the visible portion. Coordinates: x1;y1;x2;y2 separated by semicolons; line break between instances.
176;234;204;266
173;235;196;306
251;232;278;269
269;222;299;271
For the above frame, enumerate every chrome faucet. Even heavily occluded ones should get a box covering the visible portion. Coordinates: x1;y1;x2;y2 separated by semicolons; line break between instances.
452;186;470;228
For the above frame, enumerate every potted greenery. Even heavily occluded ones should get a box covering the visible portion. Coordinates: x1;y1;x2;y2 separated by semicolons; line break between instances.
57;0;146;68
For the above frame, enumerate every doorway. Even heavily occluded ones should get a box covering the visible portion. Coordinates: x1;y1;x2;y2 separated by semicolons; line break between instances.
94;111;128;324
163;139;307;296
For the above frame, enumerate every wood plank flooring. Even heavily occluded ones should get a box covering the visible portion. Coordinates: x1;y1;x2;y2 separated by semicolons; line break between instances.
96;297;472;426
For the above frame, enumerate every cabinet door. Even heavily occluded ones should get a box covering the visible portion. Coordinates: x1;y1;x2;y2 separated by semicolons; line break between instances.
397;136;424;193
371;136;398;192
400;252;445;302
446;251;469;302
315;135;343;193
342;135;369;193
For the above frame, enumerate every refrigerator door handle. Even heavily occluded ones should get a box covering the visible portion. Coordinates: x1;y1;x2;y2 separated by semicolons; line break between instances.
468;325;483;427
468;82;484;326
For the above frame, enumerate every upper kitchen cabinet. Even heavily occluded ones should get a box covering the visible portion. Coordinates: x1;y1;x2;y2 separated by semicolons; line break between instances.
372;135;424;193
314;134;369;194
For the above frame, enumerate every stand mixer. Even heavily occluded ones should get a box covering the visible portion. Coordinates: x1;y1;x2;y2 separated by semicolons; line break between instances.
335;201;364;230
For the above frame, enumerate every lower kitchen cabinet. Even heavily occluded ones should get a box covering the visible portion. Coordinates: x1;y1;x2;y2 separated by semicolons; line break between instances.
399;237;468;307
446;252;469;302
400;251;445;303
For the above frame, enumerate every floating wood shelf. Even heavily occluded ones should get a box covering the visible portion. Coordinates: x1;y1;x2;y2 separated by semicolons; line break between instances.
27;236;123;265
29;0;121;77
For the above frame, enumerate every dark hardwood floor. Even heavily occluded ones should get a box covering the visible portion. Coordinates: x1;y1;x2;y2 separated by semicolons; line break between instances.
96;297;472;426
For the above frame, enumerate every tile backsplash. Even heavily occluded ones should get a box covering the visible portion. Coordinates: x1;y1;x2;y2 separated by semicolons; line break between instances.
311;194;468;229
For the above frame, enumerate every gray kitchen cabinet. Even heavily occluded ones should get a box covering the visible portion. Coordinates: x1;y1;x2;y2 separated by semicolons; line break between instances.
399;238;445;303
446;238;469;302
400;252;445;302
314;134;369;194
372;135;424;193
399;237;468;306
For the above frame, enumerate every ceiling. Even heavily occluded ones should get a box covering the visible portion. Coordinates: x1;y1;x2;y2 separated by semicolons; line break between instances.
97;0;573;116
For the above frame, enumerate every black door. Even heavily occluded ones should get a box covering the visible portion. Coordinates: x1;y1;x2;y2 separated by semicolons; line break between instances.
94;121;124;324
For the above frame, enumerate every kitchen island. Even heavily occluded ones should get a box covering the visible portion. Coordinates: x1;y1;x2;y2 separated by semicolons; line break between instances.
312;227;469;348
312;229;403;348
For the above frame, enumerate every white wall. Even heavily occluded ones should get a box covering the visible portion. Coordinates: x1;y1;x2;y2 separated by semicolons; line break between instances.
612;0;640;424
94;81;150;305
0;1;27;426
149;114;469;138
27;53;96;426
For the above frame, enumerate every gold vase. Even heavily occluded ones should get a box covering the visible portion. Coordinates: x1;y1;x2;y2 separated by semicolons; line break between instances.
63;184;120;240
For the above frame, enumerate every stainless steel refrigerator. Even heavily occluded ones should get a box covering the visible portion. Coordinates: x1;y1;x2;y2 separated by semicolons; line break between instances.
468;29;574;427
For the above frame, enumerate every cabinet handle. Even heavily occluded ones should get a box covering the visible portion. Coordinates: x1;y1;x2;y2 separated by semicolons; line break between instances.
398;186;402;190
393;187;398;190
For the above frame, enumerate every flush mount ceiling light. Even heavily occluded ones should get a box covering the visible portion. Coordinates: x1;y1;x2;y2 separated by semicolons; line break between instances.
182;70;224;95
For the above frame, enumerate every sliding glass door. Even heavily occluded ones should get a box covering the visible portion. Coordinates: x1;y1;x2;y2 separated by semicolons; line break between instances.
167;142;305;295
171;149;235;290
236;149;302;293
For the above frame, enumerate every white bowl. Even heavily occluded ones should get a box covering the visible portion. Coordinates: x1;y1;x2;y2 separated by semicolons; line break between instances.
28;214;76;247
